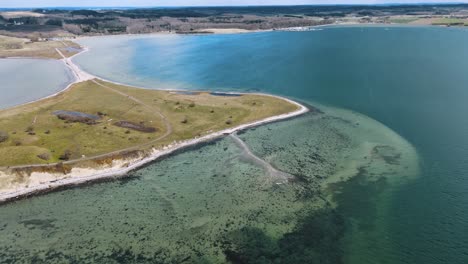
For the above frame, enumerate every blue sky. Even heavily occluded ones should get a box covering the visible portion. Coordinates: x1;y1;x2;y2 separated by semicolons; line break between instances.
1;0;466;8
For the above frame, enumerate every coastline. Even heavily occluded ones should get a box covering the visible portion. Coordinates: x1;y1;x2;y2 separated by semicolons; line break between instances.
0;40;309;204
70;22;437;41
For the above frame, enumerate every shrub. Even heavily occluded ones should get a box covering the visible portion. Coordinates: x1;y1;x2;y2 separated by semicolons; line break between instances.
37;153;51;161
45;19;63;27
25;126;36;135
59;150;72;161
0;131;8;143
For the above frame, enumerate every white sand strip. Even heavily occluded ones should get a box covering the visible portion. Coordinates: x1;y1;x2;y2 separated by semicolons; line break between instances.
229;134;294;184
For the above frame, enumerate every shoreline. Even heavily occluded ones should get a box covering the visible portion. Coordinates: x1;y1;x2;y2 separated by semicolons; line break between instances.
0;41;309;204
66;22;455;42
0;98;307;204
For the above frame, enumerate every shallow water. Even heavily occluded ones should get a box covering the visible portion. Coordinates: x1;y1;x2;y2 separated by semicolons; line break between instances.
1;26;468;263
0;59;72;109
0;103;416;263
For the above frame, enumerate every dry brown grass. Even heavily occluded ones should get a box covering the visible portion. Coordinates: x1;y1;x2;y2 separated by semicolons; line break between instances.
0;12;45;19
0;35;81;59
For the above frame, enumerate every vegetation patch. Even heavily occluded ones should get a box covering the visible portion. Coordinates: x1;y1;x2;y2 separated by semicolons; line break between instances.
53;110;101;125
431;18;468;26
0;131;8;143
113;120;157;133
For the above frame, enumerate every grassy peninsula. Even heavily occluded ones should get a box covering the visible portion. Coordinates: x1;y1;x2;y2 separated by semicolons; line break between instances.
0;79;299;168
0;34;306;201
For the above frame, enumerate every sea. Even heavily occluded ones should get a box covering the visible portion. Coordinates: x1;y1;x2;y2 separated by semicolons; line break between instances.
1;25;467;263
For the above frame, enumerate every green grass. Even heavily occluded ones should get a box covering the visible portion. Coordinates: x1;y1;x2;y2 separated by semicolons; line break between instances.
431;18;468;26
0;80;299;166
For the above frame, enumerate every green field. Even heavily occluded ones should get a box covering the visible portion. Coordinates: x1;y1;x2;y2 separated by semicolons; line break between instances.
0;79;299;167
431;18;468;26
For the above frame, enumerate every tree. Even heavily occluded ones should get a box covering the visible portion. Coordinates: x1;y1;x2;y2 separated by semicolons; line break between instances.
59;149;72;161
45;19;63;27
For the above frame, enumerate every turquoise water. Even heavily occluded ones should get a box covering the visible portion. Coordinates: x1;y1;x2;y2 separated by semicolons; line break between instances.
0;59;72;109
1;26;468;263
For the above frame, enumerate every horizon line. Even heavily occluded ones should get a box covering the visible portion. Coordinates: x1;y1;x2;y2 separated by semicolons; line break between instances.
2;2;468;9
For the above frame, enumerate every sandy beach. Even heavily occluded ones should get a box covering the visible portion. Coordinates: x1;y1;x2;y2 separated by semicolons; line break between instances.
0;41;308;204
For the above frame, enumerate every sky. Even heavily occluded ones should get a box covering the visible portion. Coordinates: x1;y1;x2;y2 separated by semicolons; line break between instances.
0;0;466;8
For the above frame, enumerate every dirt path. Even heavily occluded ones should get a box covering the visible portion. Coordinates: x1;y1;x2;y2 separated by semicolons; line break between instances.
55;47;172;138
90;79;173;141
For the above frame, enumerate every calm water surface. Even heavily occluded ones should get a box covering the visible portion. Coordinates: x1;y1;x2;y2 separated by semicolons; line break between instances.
0;59;72;109
1;26;468;263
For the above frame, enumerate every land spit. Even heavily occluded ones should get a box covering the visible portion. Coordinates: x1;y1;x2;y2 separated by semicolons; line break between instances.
229;133;295;185
0;42;309;204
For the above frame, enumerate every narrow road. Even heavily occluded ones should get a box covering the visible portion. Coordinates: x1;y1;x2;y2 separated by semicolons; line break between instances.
55;48;94;81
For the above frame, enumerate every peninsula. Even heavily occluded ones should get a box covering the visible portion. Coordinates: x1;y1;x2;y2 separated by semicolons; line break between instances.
0;39;308;203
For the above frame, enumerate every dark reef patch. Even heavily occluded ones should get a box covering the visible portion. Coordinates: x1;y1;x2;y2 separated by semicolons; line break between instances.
222;208;345;264
329;167;388;231
19;218;57;230
372;145;401;165
113;121;157;133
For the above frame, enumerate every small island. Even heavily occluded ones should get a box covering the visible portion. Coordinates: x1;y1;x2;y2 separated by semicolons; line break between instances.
0;39;307;203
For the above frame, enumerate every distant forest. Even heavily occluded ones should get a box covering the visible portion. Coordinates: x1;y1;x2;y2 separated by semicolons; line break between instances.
1;4;468;38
